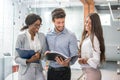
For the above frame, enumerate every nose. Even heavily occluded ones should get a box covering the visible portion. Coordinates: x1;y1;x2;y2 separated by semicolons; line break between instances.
59;23;64;27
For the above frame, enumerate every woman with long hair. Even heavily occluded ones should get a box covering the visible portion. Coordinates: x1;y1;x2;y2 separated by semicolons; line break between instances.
78;13;105;80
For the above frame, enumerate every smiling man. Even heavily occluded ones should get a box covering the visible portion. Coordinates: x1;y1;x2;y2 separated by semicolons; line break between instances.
46;8;78;80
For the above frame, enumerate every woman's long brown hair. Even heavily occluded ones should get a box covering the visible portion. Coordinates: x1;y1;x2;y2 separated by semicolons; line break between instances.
79;13;105;63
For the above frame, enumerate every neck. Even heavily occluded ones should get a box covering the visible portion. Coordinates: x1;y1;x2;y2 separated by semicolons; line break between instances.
54;27;64;33
87;31;91;36
28;30;35;40
55;28;60;33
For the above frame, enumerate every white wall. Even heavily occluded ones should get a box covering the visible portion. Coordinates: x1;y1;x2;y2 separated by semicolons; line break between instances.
0;0;28;56
37;7;84;40
0;0;4;56
0;0;14;55
0;0;28;79
98;10;120;61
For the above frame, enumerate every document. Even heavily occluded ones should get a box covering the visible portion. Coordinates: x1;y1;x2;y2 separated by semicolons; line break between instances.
16;48;39;63
45;51;79;61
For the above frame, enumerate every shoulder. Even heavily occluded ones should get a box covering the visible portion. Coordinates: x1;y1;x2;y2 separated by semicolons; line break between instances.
38;32;45;36
93;35;100;45
66;29;76;37
38;32;46;39
65;29;77;41
17;32;26;39
94;35;99;42
16;32;27;43
46;30;54;37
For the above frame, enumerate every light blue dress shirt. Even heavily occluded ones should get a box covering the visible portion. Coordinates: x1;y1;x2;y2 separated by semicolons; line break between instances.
46;28;78;68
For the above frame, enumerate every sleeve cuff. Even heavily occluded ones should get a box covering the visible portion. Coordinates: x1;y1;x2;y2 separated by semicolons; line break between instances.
87;59;98;69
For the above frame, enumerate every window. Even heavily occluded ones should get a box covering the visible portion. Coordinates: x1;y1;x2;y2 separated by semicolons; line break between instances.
99;14;111;26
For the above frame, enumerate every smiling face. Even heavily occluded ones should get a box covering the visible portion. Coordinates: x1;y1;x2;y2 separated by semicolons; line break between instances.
53;18;65;33
29;19;41;35
85;17;92;35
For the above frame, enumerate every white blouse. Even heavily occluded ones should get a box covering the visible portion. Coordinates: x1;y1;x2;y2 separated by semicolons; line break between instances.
26;30;41;52
81;35;101;69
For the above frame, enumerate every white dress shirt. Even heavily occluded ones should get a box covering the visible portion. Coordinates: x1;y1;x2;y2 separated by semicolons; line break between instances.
81;35;101;69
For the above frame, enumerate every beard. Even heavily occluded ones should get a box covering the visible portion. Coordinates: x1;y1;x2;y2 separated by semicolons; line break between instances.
55;26;64;32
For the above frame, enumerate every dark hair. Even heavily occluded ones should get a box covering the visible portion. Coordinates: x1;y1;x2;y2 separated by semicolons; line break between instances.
21;13;42;31
80;13;105;63
51;8;66;21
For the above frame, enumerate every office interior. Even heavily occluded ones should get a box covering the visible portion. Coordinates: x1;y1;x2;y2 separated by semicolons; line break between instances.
0;0;120;80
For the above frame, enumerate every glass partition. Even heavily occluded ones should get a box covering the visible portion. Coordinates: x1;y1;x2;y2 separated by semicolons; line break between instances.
0;0;83;80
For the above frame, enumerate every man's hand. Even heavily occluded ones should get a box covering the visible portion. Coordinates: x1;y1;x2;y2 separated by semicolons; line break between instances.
44;51;50;56
55;56;71;67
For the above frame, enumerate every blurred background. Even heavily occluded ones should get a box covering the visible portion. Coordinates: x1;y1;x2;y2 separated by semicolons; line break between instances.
0;0;120;80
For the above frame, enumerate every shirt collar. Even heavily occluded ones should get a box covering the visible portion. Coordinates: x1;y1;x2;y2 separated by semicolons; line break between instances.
51;28;67;34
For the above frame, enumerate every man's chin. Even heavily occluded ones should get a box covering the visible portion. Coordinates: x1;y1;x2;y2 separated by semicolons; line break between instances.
59;27;64;31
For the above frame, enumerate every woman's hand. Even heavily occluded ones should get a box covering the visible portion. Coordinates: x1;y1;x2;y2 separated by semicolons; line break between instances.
55;56;71;67
78;58;88;64
35;52;41;59
26;52;40;63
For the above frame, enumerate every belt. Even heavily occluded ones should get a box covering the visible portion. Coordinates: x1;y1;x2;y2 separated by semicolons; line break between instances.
48;66;70;71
